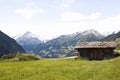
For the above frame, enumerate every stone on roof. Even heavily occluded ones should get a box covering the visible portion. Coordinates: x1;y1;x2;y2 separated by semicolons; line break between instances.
75;41;117;48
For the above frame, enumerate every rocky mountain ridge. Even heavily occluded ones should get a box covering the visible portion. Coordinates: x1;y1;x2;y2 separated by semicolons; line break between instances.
0;31;25;57
14;31;44;52
32;30;104;58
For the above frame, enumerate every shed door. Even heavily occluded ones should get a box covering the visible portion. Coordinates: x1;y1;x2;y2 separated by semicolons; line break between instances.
90;50;97;60
90;49;104;60
97;49;104;60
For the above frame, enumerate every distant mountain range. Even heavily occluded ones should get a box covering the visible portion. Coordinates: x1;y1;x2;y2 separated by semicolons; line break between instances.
24;30;104;58
14;30;120;58
1;29;119;58
0;31;25;57
101;31;120;41
13;31;44;52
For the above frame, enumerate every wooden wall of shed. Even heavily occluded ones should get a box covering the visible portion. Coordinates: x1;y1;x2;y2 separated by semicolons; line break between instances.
76;48;115;60
76;48;90;59
103;48;114;58
76;48;81;58
89;49;104;60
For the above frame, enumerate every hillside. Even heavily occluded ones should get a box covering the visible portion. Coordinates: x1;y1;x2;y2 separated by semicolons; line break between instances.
101;31;120;41
0;31;25;57
0;56;119;80
14;31;44;52
33;30;104;58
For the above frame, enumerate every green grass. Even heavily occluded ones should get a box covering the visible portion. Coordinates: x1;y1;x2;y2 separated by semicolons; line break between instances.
1;53;40;61
0;57;120;80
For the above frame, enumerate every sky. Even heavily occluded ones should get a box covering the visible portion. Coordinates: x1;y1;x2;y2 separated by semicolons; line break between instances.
0;0;120;40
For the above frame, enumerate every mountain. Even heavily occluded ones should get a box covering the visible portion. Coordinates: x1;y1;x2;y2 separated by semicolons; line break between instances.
101;31;120;41
0;31;25;57
33;30;104;58
14;31;44;52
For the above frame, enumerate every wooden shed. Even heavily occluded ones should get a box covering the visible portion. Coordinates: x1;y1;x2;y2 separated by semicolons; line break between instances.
75;41;117;60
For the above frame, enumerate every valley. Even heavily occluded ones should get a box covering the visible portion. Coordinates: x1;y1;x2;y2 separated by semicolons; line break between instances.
14;30;105;58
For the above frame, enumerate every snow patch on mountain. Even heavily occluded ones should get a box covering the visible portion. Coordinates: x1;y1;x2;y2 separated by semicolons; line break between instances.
81;30;103;37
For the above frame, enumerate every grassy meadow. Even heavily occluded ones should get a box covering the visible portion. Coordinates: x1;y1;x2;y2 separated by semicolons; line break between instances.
0;57;120;80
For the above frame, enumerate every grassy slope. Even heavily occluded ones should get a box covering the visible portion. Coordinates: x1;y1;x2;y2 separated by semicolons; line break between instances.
0;57;120;80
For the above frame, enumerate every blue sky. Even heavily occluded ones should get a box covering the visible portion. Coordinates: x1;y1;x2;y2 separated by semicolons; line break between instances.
0;0;120;39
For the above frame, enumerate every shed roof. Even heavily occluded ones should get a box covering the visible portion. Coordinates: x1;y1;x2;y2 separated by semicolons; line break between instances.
75;41;117;49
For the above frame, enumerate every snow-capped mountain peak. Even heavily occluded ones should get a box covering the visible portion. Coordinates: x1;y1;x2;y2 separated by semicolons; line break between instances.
13;31;43;41
13;31;44;52
22;31;38;38
82;30;103;36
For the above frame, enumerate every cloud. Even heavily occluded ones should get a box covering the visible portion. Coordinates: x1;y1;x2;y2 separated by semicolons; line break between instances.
14;8;44;18
61;12;101;21
60;0;75;11
80;14;120;34
26;2;36;6
14;1;44;18
0;14;120;40
89;12;101;20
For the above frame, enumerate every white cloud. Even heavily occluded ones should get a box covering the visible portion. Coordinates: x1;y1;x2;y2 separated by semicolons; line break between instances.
26;2;36;6
14;8;44;18
89;12;101;20
61;12;101;21
60;0;75;11
82;14;120;34
14;1;44;18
